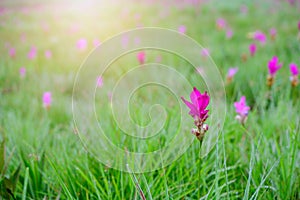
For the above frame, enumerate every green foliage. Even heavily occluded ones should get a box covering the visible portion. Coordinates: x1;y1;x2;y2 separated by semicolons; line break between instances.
0;0;299;199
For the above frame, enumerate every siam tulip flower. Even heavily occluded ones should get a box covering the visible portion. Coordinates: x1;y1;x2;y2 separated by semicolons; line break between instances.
107;91;113;102
267;56;282;87
269;28;276;41
76;38;87;51
137;51;145;65
253;31;266;45
240;5;248;14
201;48;210;57
155;55;162;63
196;67;204;76
181;87;210;141
249;43;256;57
93;39;101;47
45;50;52;59
234;96;250;125
290;63;299;87
216;18;226;30
19;67;26;78
178;25;186;34
121;35;129;49
43;92;52;110
268;56;282;76
9;47;16;58
226;28;233;39
134;37;141;45
20;33;26;43
96;76;103;88
28;46;37;60
226;67;238;83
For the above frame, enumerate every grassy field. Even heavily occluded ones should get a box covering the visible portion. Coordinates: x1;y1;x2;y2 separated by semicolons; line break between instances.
0;0;299;199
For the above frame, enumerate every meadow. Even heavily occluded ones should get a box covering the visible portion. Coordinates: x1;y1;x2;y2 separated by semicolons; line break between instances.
0;0;299;199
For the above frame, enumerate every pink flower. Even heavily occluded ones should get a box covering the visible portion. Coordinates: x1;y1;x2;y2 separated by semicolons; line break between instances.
137;51;145;65
19;67;26;78
249;43;256;56
121;35;129;49
45;50;52;59
20;33;26;43
269;28;276;40
227;67;238;78
234;96;250;116
9;47;16;58
201;48;210;57
76;38;87;51
240;5;248;14
181;87;209;121
134;37;141;45
290;63;299;87
181;87;210;141
290;63;299;76
155;55;162;63
226;28;233;39
216;18;226;30
268;56;282;76
28;46;37;60
93;39;101;47
43;92;52;109
97;76;103;87
253;31;266;45
178;25;186;34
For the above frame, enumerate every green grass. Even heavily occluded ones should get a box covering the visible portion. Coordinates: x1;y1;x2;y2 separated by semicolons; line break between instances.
0;0;299;199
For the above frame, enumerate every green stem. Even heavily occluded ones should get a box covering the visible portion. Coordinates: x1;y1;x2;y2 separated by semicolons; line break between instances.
198;140;203;198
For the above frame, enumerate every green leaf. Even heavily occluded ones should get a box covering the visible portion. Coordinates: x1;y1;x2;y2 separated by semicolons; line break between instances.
0;129;5;175
10;164;21;193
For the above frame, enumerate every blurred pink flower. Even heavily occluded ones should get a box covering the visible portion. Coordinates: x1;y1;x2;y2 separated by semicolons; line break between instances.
77;38;87;51
227;67;238;78
9;47;16;58
97;76;103;87
201;48;210;57
45;50;52;59
196;67;204;75
234;96;250;124
234;96;250;116
43;92;52;109
137;51;145;65
155;55;162;63
240;5;248;14
20;33;26;42
226;28;233;39
269;28;276;40
178;25;186;34
28;46;37;60
216;18;226;30
107;92;113;102
290;63;299;76
253;31;266;45
290;63;299;87
134;37;141;45
249;43;256;56
268;56;282;76
19;67;26;78
93;39;101;47
121;35;129;49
